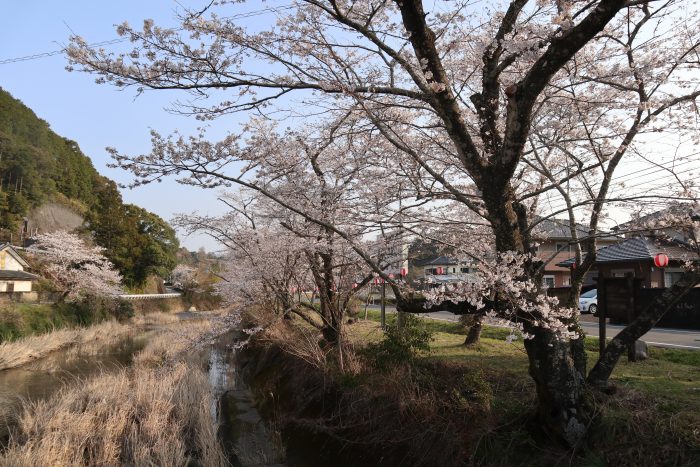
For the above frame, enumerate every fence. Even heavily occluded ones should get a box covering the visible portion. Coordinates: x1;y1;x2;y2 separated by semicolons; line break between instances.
599;277;699;330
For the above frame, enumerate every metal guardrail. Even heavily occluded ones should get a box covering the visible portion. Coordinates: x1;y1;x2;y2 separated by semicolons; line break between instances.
117;293;182;301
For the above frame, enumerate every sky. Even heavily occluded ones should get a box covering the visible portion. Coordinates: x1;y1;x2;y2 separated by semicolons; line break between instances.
0;1;282;251
1;2;698;250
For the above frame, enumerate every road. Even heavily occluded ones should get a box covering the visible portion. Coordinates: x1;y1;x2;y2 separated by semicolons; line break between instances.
365;304;700;350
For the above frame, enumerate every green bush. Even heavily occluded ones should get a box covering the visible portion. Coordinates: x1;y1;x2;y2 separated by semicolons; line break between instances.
361;314;433;369
0;296;133;343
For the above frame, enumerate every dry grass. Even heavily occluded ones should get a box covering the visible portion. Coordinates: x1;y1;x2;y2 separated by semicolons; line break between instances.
134;319;214;366
1;314;228;467
0;363;227;467
131;311;181;326
0;320;133;371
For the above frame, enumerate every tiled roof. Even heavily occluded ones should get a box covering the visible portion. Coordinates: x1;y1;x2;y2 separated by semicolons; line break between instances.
0;270;39;281
532;218;592;239
557;236;695;266
619;205;700;229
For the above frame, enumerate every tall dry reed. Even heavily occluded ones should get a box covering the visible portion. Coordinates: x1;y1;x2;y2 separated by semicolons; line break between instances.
0;362;227;466
1;314;229;466
0;320;132;371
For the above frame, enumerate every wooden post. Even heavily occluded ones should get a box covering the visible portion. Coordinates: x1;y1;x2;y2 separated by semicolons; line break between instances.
380;281;386;330
598;274;607;356
626;274;637;362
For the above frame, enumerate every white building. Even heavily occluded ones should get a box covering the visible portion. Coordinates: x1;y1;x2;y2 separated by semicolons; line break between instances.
0;244;39;294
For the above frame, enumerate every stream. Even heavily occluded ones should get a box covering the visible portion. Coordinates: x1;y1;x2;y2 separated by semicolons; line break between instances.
0;325;287;466
209;332;286;466
0;333;149;446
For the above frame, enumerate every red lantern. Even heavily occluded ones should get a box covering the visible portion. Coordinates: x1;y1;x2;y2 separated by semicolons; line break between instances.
654;253;669;268
437;267;443;275
400;267;408;277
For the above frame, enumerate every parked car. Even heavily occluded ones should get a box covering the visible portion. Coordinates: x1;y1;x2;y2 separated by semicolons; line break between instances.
578;289;597;314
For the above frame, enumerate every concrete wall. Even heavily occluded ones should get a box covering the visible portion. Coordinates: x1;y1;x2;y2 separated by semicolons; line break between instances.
0;291;38;303
27;202;84;235
0;280;33;292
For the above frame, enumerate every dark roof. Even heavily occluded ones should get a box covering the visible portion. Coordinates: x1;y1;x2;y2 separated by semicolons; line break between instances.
619;205;700;229
0;270;39;281
414;256;459;266
557;236;695;266
532;218;591;240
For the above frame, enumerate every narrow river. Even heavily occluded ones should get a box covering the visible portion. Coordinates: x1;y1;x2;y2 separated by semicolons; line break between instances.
0;333;149;446
209;332;286;466
0;325;287;466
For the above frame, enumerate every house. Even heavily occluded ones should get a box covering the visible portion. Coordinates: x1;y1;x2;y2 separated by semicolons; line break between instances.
616;205;700;242
557;236;696;288
0;244;39;294
532;218;617;288
413;256;477;285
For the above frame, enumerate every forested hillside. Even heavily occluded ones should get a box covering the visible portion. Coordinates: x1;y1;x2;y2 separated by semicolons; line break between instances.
0;87;178;286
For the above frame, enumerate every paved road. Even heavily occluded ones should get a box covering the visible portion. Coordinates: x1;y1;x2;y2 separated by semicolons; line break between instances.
365;304;700;350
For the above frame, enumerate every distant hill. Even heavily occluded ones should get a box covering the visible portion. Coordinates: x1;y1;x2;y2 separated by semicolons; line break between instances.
0;87;179;286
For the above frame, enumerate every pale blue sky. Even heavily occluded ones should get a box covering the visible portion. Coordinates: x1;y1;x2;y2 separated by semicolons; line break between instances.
1;2;696;249
0;1;272;250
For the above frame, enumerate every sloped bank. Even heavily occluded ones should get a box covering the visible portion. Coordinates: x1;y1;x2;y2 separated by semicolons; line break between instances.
236;321;492;467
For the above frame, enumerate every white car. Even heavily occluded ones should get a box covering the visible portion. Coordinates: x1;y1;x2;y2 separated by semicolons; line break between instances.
578;289;597;314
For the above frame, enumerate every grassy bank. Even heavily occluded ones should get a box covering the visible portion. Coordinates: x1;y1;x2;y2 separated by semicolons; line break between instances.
241;308;700;466
1;314;228;466
0;302;110;343
0;320;133;371
0;302;195;372
357;311;700;465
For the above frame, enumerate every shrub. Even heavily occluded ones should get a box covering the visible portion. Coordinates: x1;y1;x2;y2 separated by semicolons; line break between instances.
361;314;433;369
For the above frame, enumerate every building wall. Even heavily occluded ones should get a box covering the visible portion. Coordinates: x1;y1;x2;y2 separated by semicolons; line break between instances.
0;251;24;271
597;262;670;288
0;280;33;292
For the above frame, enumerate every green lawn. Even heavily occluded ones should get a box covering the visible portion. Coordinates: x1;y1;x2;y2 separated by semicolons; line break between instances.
348;310;700;465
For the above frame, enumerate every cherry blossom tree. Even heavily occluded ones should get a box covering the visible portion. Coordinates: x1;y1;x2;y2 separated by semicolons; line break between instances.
66;0;700;445
28;231;122;302
170;264;200;293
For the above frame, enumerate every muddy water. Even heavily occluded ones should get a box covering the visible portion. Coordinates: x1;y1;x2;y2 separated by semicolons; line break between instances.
209;332;286;467
0;334;148;445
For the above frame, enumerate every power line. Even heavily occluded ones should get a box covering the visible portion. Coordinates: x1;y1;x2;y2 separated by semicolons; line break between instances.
543;164;699;213
0;4;295;66
0;38;126;65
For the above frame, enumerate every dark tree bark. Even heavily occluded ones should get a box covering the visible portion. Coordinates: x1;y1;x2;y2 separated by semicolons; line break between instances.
464;316;483;345
524;329;590;446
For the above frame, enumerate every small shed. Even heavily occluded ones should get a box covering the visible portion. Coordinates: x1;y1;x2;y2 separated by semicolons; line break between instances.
557;236;696;288
0;244;39;293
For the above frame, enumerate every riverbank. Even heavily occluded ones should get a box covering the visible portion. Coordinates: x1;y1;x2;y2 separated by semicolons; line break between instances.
239;309;700;466
0;320;132;371
0;312;230;466
0;310;193;372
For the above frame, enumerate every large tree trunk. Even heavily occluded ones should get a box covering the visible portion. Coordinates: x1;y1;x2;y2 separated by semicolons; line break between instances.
524;330;590;447
464;317;482;345
485;191;591;446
